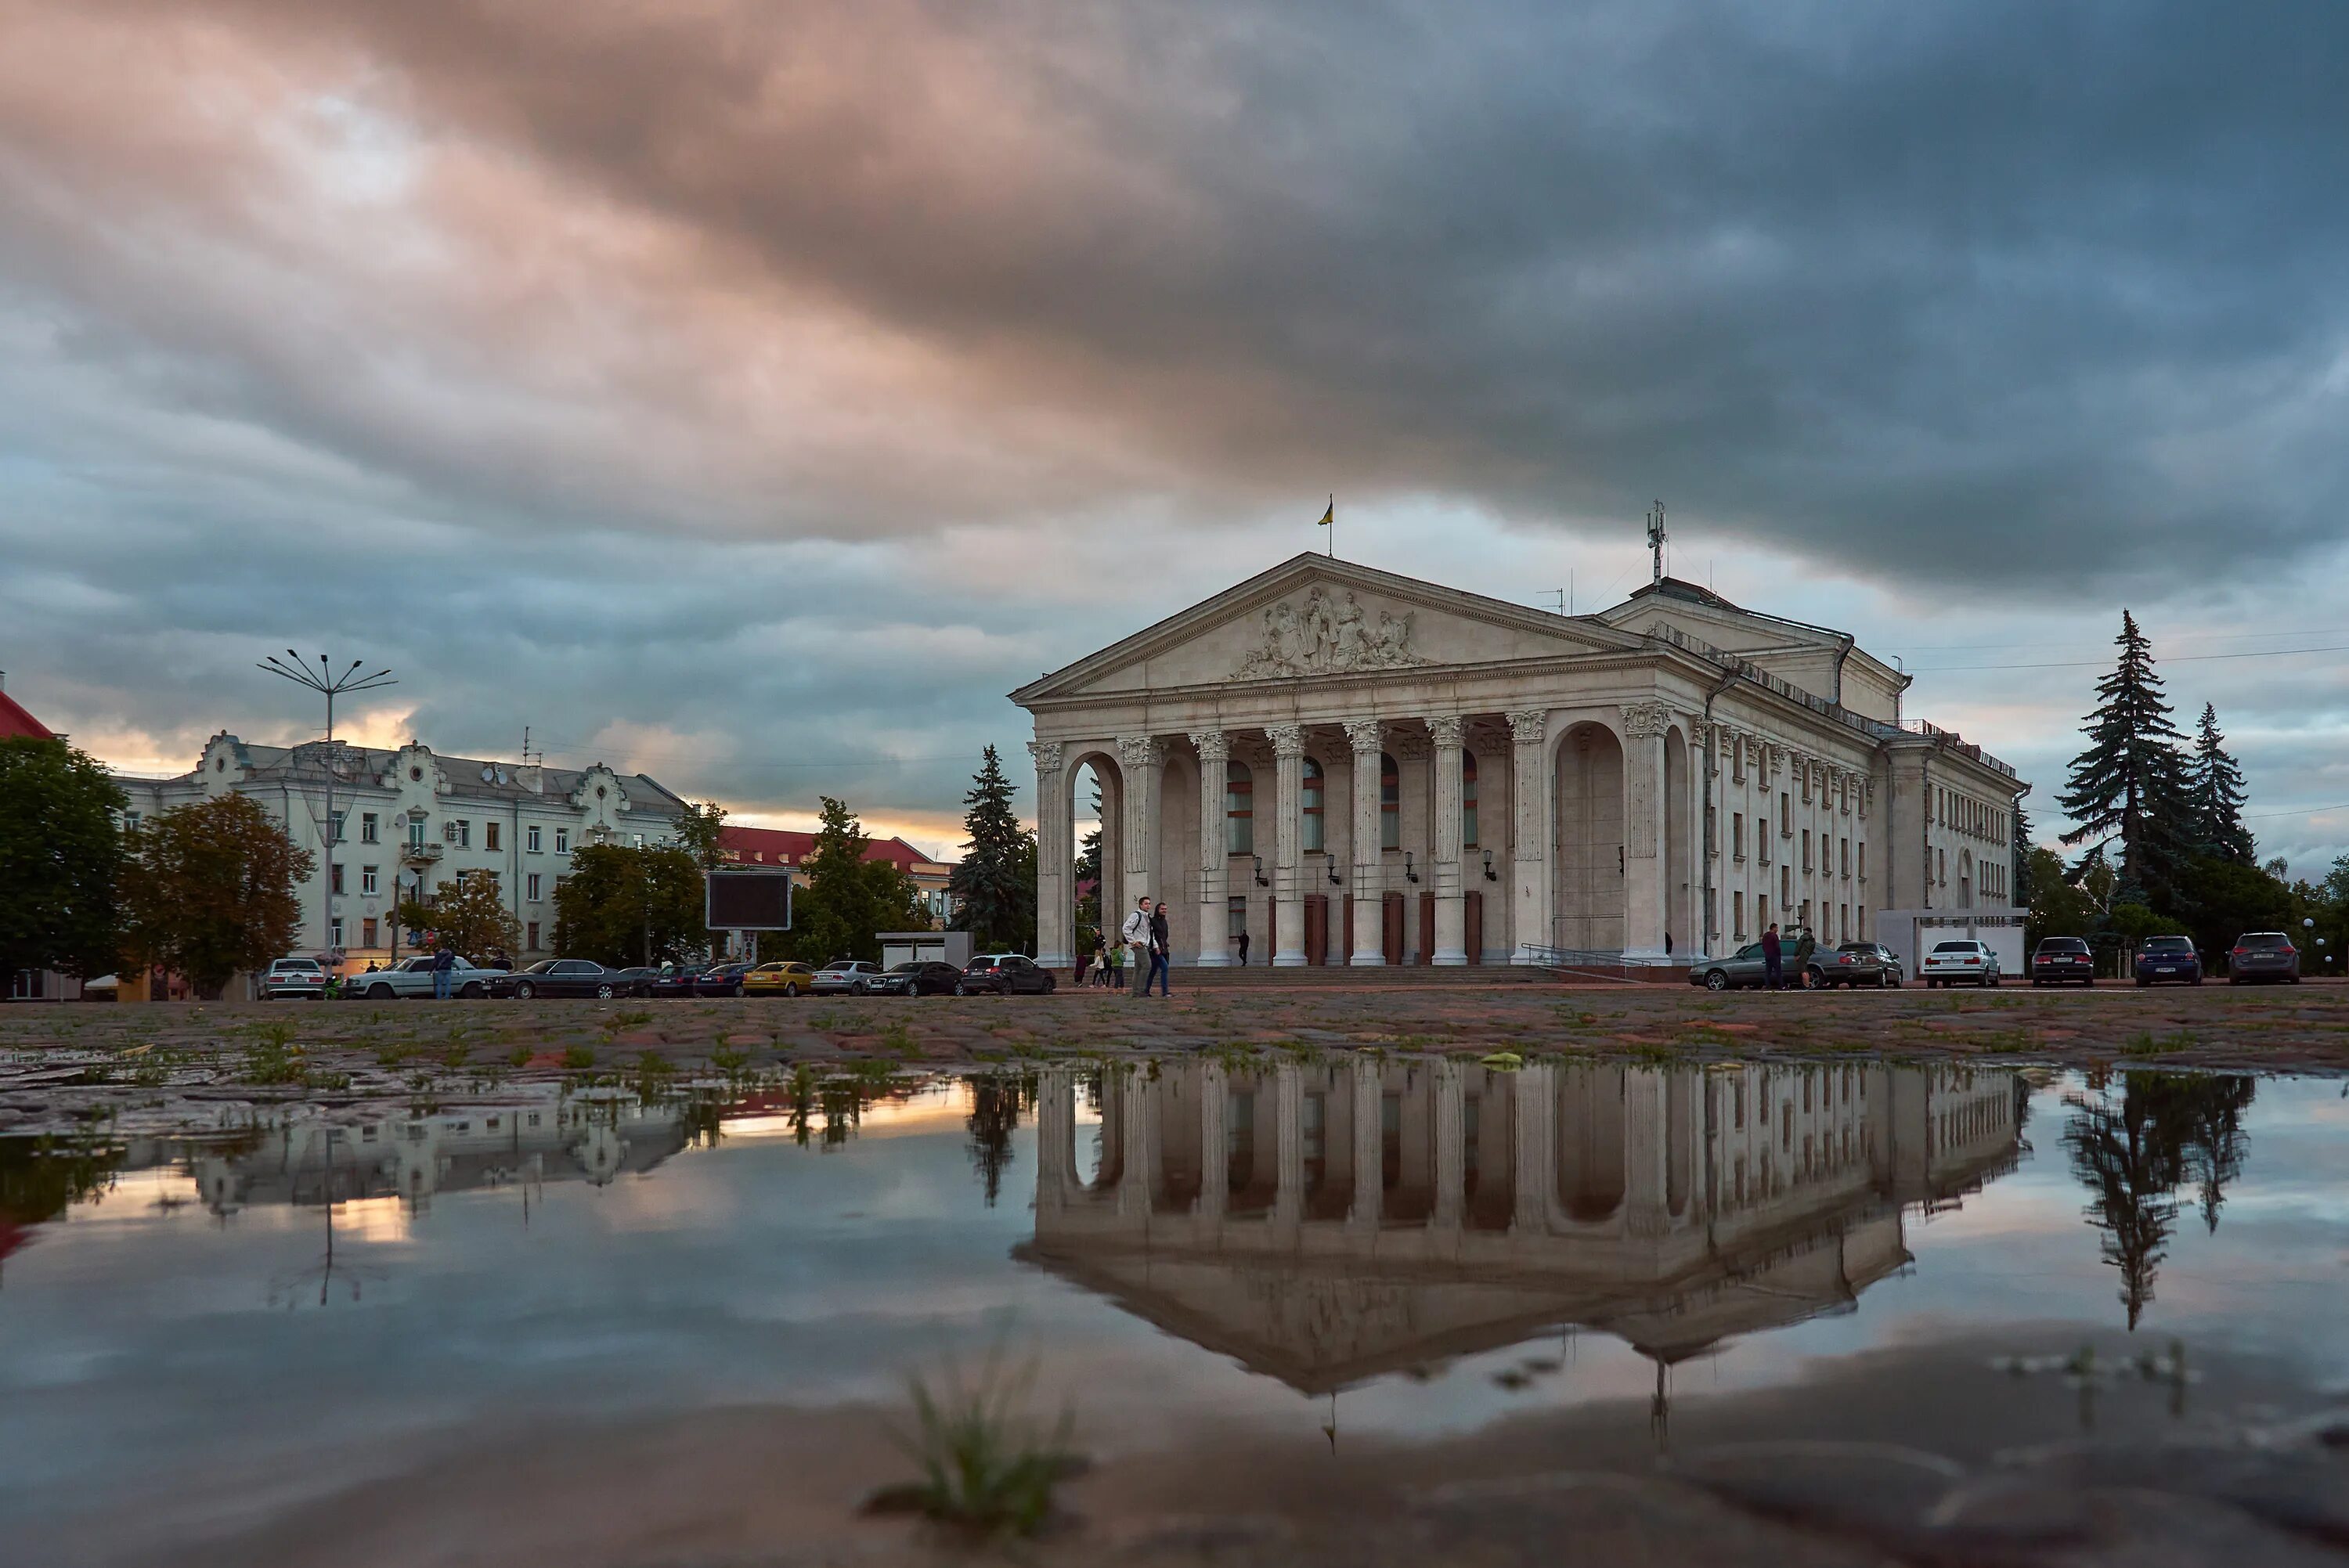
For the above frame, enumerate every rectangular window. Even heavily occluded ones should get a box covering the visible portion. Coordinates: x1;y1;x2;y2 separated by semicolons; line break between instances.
361;865;378;896
1228;761;1256;856
1857;842;1866;881
408;816;427;849
527;872;542;902
485;820;501;852
1802;829;1812;873
1781;866;1792;907
527;921;540;950
331;863;345;895
554;827;570;853
1380;753;1400;851
1800;899;1812;931
1839;838;1849;879
527;824;542;853
1759;896;1769;931
445;819;471;848
1858;902;1867;934
1801;769;1812;806
123;810;142;833
328;809;347;844
361;812;379;843
1227;895;1247;939
330;916;343;947
1780;793;1792;836
362;916;378;947
1732;741;1745;784
1733;812;1745;860
1734;890;1745;940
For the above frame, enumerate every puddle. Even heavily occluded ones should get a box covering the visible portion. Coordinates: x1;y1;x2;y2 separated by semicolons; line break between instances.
2;1060;2344;1566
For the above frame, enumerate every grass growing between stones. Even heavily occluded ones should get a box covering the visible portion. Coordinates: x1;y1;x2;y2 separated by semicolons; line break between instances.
865;1353;1084;1540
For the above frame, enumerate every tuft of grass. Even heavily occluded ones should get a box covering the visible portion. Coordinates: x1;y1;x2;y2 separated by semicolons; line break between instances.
602;1009;653;1035
507;1044;532;1068
561;1044;597;1070
864;1354;1084;1539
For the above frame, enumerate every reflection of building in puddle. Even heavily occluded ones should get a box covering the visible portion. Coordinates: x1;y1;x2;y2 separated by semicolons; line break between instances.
1019;1061;2021;1393
180;1096;691;1216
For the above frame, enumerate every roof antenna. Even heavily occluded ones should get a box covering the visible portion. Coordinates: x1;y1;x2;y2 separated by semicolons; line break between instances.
1647;499;1668;586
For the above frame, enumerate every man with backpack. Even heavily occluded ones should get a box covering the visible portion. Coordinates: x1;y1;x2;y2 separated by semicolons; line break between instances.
1120;896;1154;1000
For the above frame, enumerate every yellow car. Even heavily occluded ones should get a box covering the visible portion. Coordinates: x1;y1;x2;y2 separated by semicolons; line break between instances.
742;961;816;997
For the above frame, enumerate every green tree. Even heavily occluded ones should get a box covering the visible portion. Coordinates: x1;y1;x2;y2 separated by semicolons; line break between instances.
2022;845;2098;950
1073;786;1103;955
2011;798;2036;910
118;794;311;998
0;737;126;982
2059;611;2196;911
947;746;1037;953
675;798;729;871
2185;705;2254;864
400;873;521;961
551;842;710;965
789;796;925;964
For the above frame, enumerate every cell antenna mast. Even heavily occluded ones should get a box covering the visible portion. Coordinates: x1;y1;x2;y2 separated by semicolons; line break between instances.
1646;500;1668;586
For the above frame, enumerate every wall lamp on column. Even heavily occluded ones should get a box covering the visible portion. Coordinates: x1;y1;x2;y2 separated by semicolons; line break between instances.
1405;852;1420;884
1253;855;1269;888
1328;863;1343;886
1482;849;1497;881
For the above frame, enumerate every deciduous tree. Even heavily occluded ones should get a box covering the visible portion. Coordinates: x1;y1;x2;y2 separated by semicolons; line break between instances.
0;737;125;982
788;796;925;964
404;873;521;961
118;794;311;998
675;799;728;871
551;842;709;966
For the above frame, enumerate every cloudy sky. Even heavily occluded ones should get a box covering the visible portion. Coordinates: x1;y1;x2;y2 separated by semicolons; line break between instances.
3;0;2344;870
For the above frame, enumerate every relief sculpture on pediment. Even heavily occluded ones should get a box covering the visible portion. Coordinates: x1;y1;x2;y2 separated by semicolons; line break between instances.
1230;587;1423;679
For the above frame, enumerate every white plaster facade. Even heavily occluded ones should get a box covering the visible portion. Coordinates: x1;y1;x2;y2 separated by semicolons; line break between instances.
114;736;691;967
1013;555;2025;968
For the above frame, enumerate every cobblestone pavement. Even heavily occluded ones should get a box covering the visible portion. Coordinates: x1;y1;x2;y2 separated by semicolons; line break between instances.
2;982;2343;1136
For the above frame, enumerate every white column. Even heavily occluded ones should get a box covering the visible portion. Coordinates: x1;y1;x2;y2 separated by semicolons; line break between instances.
1433;1060;1465;1232
1199;1062;1229;1227
1349;1059;1384;1231
1347;717;1385;964
1273;1062;1304;1232
1268;724;1308;966
1035;1069;1076;1224
1507;708;1551;962
1117;736;1162;916
1190;730;1231;966
1029;740;1070;968
1623;1066;1669;1238
1429;715;1467;964
1117;1068;1155;1220
1622;701;1669;959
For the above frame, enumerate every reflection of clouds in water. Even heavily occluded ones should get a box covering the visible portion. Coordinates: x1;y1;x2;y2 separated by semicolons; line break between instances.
2;1069;2346;1542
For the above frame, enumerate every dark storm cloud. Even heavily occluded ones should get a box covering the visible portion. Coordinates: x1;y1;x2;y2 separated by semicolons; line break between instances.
3;0;2347;855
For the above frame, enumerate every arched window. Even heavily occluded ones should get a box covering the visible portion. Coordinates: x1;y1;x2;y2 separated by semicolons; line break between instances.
1301;757;1325;853
1462;750;1479;848
1380;752;1400;851
1225;760;1254;856
1958;849;1972;910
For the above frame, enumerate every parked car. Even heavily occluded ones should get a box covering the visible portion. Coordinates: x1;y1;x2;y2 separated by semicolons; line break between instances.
955;954;1057;995
1921;939;2001;988
2032;936;2098;986
810;961;886;996
875;961;962;997
608;966;665;997
489;959;630;999
743;961;817;997
346;956;496;1000
1801;942;1904;989
640;965;706;999
1687;943;1770;991
2227;931;2300;985
695;961;756;997
258;957;330;1000
2133;935;2203;987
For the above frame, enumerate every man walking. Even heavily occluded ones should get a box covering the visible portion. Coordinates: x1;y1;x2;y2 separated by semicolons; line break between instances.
1236;928;1250;967
1792;925;1817;989
1760;923;1783;991
1147;899;1172;997
431;940;456;1000
1120;896;1153;999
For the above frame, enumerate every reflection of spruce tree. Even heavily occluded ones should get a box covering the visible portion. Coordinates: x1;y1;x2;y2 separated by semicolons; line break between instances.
965;1073;1035;1207
2063;1072;2255;1327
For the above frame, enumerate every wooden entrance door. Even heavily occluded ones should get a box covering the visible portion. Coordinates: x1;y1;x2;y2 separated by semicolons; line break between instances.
1464;891;1485;965
1418;892;1436;964
1304;896;1329;967
1382;892;1405;966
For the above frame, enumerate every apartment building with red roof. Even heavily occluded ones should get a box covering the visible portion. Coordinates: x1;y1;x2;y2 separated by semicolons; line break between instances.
718;824;955;927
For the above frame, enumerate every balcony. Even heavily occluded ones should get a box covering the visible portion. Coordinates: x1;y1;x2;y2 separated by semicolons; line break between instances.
400;842;444;867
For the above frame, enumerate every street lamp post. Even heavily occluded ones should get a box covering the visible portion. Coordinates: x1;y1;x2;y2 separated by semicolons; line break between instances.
260;652;396;959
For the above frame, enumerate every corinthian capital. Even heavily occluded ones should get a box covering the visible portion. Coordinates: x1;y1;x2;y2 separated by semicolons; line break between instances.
1506;708;1549;745
1027;738;1064;774
1266;723;1307;759
1116;735;1162;771
1620;700;1672;739
1188;730;1230;763
1343;718;1384;755
1426;714;1464;748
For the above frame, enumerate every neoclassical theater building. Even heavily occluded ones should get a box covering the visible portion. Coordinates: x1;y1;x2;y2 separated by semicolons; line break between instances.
1015;554;2025;968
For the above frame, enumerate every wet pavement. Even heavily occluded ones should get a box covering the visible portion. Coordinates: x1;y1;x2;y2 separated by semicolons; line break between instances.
1;1058;2344;1566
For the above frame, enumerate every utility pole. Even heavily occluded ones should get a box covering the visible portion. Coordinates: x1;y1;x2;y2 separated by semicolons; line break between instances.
260;652;396;960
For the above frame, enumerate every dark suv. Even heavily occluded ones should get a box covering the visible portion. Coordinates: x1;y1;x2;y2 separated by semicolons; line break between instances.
2227;932;2300;985
2133;935;2201;987
2031;936;2095;986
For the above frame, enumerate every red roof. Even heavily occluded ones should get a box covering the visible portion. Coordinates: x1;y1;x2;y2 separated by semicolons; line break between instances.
0;688;55;741
720;824;944;873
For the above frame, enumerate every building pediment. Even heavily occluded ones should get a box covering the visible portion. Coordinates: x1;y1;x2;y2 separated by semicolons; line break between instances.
1012;554;1644;703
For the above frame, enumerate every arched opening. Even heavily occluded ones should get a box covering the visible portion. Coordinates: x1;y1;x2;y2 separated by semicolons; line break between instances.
1069;753;1123;966
1554;723;1626;952
1958;849;1973;910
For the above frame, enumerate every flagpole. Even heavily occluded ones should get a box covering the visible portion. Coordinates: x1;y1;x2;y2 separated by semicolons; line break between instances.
1328;493;1335;558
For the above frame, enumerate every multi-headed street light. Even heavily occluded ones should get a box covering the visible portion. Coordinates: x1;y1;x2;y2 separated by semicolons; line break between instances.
260;653;396;955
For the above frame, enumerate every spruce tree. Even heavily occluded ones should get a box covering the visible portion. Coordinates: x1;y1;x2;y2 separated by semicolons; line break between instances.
2187;704;2253;864
2058;611;2195;910
2011;798;2034;909
947;746;1037;953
